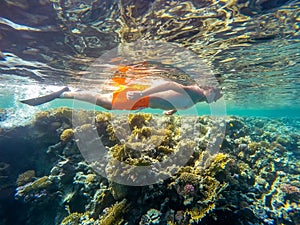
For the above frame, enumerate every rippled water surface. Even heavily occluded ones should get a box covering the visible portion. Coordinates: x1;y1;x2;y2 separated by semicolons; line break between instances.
0;0;299;113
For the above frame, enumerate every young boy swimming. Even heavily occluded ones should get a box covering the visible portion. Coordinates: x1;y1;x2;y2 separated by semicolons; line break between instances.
20;80;222;115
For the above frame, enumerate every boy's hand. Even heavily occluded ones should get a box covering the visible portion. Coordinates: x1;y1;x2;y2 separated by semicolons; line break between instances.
126;91;142;100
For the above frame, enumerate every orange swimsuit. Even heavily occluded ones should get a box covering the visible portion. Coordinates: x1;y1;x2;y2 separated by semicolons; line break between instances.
111;65;151;110
111;83;150;110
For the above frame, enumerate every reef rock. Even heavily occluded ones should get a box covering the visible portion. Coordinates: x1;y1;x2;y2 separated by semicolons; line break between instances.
0;108;298;225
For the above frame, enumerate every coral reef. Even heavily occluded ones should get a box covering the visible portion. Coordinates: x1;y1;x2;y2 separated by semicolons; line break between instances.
0;108;299;225
16;170;36;186
15;176;53;197
60;129;74;142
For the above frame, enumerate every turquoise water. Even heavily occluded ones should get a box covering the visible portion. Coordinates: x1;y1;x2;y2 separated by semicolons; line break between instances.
0;0;300;225
1;96;299;129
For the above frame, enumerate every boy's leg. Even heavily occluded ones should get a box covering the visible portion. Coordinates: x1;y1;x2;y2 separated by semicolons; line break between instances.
148;96;175;110
61;92;112;110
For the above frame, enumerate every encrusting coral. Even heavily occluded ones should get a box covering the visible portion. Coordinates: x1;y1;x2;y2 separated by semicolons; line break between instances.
6;108;299;225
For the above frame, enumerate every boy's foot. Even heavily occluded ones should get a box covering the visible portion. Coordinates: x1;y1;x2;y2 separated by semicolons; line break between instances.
163;109;177;115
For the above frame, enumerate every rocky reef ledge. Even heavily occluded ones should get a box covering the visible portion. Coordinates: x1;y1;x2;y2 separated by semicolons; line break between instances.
0;108;299;225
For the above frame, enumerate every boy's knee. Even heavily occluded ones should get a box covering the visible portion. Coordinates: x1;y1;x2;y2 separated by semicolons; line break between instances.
96;97;112;110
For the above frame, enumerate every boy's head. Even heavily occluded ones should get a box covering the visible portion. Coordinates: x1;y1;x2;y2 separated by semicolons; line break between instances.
202;86;223;103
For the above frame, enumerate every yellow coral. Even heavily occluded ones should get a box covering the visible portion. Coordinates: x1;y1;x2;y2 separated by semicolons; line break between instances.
61;211;96;225
85;174;96;184
34;108;73;129
179;172;199;185
18;176;52;195
106;124;118;142
35;111;50;122
186;176;228;223
187;202;215;223
188;202;211;222
99;199;128;225
60;129;74;142
157;145;174;154
52;107;72;120
95;112;112;124
131;127;152;140
248;142;261;152
77;124;94;132
128;113;152;129
61;212;83;225
207;153;230;176
111;144;127;162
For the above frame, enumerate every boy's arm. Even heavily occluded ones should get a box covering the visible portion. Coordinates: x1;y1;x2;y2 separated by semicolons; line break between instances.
127;81;186;100
142;81;185;96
